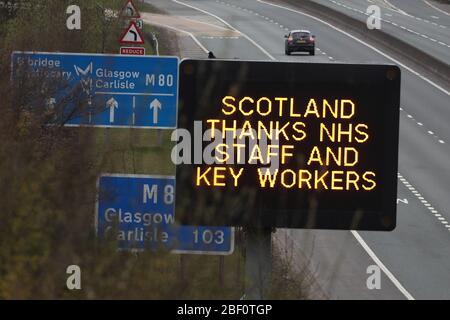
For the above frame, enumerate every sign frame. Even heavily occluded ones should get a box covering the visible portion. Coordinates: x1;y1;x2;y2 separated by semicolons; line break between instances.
134;18;143;30
119;21;145;45
120;46;146;55
175;59;401;231
95;173;235;255
120;0;141;19
11;51;179;129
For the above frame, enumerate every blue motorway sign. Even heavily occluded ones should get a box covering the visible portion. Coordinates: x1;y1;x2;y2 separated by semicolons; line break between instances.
11;52;178;129
96;174;234;255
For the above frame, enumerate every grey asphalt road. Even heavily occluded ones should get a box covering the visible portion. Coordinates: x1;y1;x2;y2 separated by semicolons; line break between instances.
389;0;450;21
306;0;450;67
148;0;450;299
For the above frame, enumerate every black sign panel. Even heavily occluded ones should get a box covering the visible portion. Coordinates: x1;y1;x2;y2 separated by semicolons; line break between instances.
175;59;400;231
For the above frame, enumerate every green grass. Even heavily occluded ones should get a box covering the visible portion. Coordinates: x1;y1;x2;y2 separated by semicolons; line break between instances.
93;128;175;174
0;0;312;299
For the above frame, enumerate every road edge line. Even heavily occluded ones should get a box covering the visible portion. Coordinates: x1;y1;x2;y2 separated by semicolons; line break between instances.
143;20;209;54
256;0;449;96
172;0;276;60
383;0;410;16
351;231;415;300
167;0;416;299
423;0;450;16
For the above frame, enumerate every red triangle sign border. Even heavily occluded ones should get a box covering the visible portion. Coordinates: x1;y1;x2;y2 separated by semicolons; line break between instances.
120;0;141;19
119;21;145;45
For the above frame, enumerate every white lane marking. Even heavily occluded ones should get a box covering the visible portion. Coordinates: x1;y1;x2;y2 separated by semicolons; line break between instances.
400;108;446;144
392;22;449;43
215;0;336;60
351;231;415;300
247;0;450;301
398;173;450;232
423;0;450;16
332;0;448;32
224;0;448;143
182;16;235;31
211;9;421;302
218;1;338;61
256;0;450;96
383;0;410;15
201;36;239;39
173;0;276;60
192;2;449;244
143;20;209;54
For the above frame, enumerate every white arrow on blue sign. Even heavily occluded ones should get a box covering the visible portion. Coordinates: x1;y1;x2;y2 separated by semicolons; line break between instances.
96;174;234;255
11;52;178;129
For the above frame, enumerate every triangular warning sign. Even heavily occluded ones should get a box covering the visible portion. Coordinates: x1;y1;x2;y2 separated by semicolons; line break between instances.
120;0;140;18
119;21;145;44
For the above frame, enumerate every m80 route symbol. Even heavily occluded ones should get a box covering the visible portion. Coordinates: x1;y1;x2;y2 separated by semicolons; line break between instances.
11;52;178;128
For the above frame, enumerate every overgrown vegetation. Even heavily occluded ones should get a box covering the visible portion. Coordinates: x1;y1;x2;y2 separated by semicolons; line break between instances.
0;0;246;300
0;0;313;299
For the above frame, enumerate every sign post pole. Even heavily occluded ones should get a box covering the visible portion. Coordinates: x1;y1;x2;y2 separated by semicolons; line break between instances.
245;226;272;300
219;256;225;286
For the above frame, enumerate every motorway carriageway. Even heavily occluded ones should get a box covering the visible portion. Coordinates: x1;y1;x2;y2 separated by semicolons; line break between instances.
147;0;450;299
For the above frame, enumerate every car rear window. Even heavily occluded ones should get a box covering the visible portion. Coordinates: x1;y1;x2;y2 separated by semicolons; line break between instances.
292;32;310;39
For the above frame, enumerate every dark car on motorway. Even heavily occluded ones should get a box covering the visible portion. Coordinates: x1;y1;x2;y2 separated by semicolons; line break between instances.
285;30;315;56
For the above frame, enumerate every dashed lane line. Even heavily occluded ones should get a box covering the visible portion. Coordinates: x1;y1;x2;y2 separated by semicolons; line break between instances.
399;107;446;144
216;0;335;61
256;0;450;96
329;0;449;42
398;173;450;231
423;0;450;17
174;0;276;60
175;0;417;301
201;36;239;39
216;1;448;141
